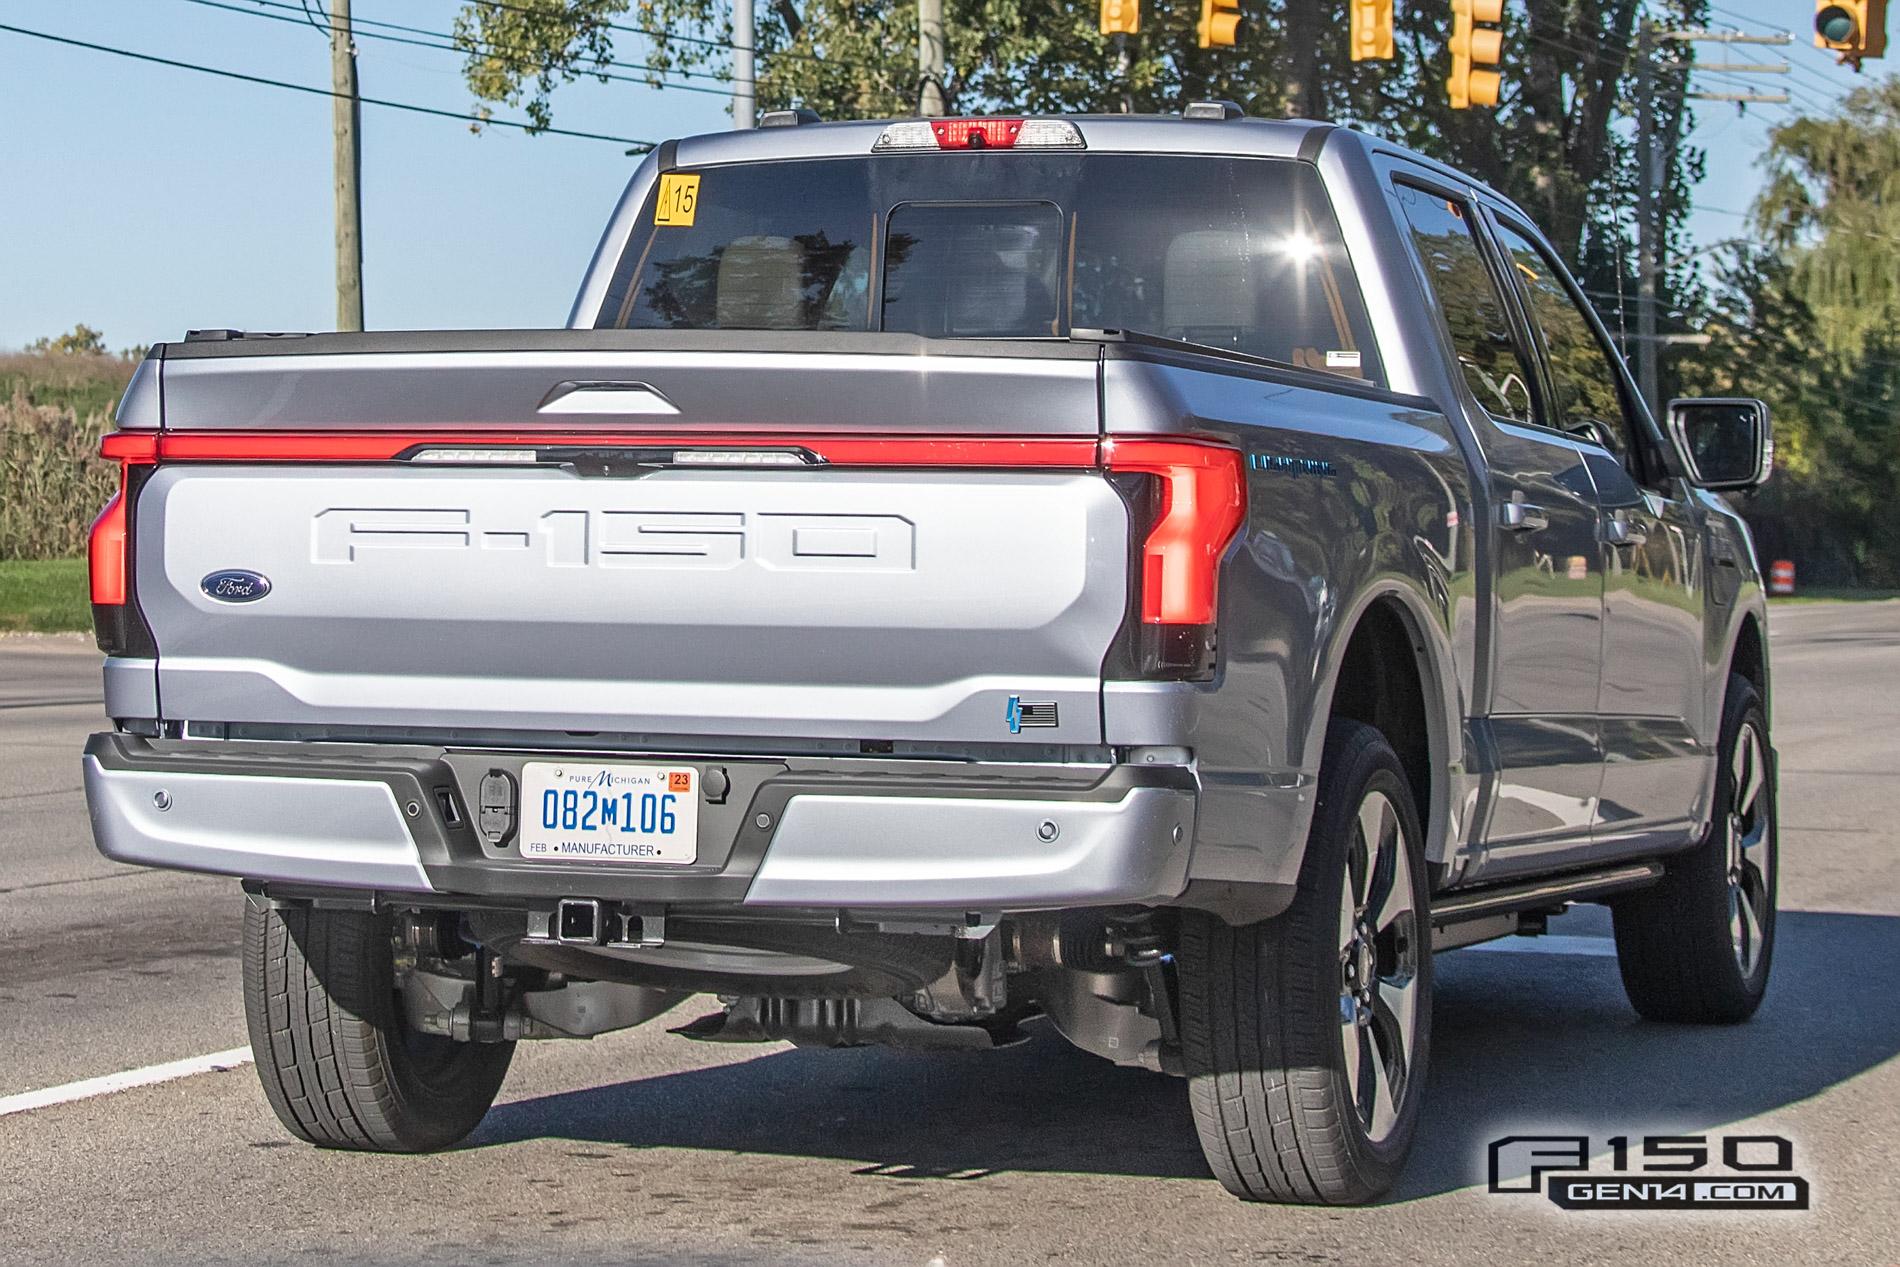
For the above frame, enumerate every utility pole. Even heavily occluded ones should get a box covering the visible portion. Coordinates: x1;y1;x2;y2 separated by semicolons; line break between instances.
1115;34;1133;114
733;0;754;127
1634;21;1659;420
918;0;945;115
330;0;362;332
1630;26;1790;419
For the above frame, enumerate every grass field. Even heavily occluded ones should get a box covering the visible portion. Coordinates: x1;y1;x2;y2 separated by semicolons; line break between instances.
0;558;90;633
0;351;134;417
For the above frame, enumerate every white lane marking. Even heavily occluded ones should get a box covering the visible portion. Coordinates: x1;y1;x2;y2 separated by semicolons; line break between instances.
1463;934;1618;957
0;1046;253;1119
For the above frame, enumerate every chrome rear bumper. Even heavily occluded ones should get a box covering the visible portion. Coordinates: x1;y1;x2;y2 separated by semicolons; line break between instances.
82;733;1196;911
83;754;434;891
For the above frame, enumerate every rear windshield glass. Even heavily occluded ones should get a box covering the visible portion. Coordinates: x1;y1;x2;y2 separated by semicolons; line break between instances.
597;153;1384;383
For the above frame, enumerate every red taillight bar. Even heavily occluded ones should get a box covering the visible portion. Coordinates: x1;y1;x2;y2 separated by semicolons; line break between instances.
96;431;1100;468
1104;437;1247;626
100;432;159;462
86;428;1245;645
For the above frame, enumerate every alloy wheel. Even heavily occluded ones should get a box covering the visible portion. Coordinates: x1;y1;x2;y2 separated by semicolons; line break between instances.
1726;720;1773;978
1337;789;1421;1144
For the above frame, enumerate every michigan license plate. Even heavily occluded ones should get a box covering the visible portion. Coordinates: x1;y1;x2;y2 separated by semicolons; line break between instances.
518;762;699;864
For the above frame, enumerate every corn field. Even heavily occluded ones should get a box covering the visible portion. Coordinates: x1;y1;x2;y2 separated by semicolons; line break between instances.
1;380;118;560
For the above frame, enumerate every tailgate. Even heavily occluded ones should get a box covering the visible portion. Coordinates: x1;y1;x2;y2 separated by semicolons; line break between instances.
131;335;1125;747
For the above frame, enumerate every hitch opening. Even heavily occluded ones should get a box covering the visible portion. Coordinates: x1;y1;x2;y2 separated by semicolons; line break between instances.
556;898;604;945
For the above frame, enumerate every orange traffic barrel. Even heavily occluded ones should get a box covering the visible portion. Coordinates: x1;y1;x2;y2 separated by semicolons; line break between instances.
1768;559;1795;595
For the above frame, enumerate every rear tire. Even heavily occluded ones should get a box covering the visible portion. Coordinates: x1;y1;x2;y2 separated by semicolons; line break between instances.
1178;719;1432;1204
1612;674;1777;1023
242;902;514;1151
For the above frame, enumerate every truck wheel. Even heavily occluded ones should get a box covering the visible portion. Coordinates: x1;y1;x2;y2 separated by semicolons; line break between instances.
1612;675;1776;1024
242;902;514;1151
1178;719;1432;1204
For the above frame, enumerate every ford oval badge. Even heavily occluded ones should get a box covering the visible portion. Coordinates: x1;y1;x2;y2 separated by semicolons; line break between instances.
200;569;272;603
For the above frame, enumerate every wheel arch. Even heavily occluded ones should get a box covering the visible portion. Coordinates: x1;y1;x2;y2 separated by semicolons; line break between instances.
1303;583;1464;865
1727;608;1770;721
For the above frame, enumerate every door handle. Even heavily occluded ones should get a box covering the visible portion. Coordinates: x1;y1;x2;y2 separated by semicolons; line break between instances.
1498;501;1549;532
1605;515;1648;548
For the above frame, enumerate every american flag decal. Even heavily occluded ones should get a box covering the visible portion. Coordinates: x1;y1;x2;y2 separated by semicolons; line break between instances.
1005;696;1059;733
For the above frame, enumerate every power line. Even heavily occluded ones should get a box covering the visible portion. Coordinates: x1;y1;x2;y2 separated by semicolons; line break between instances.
176;0;744;97
0;20;656;149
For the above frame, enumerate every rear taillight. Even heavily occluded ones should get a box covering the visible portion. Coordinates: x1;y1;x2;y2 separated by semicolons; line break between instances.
90;432;158;656
1105;438;1247;679
87;492;128;605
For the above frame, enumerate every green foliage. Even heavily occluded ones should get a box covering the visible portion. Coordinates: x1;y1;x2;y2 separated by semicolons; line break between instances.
1677;78;1900;589
453;0;639;132
27;323;109;356
1688;249;1900;588
0;350;136;419
1754;75;1900;361
451;0;1705;295
0;559;91;633
0;354;128;562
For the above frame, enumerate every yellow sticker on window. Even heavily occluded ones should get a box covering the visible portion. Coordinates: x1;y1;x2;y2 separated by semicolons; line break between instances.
654;173;700;227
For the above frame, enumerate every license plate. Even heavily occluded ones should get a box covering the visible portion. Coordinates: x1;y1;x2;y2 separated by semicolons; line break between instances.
519;762;699;864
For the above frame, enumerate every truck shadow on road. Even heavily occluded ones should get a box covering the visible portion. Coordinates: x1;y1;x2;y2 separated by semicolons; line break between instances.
471;909;1900;1202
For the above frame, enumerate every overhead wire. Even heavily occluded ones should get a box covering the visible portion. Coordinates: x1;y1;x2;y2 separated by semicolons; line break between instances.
0;20;657;149
177;0;744;97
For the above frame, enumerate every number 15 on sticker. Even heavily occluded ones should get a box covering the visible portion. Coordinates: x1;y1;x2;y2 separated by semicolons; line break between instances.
654;173;700;227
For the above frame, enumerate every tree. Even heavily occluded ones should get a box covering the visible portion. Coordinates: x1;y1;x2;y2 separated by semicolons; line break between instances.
1753;75;1900;361
455;1;1701;295
1686;79;1900;588
1688;249;1900;587
26;324;109;356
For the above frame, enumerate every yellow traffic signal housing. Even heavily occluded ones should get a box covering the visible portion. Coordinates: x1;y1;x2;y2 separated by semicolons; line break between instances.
1351;0;1395;60
1448;0;1503;108
1101;0;1141;36
1815;0;1887;66
1198;0;1242;47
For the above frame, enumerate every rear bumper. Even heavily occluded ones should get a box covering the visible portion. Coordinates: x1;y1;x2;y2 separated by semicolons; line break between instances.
82;733;1197;912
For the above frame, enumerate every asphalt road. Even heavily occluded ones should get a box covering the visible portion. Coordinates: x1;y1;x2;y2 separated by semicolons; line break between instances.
3;606;1897;1265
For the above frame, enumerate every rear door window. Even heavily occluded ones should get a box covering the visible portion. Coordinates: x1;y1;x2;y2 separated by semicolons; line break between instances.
1392;181;1535;422
1491;221;1640;460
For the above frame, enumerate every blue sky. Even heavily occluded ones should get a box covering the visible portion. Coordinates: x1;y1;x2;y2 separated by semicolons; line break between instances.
0;0;1865;351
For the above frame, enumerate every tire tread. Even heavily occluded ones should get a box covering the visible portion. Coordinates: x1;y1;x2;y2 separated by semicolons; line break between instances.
241;901;511;1152
1178;720;1430;1204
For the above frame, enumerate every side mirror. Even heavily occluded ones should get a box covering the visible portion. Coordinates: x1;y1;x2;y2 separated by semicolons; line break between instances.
1666;397;1772;490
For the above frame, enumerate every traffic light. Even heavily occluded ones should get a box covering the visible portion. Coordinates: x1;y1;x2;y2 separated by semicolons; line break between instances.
1814;0;1887;67
1198;0;1241;47
1351;0;1395;60
1448;0;1503;108
1101;0;1140;35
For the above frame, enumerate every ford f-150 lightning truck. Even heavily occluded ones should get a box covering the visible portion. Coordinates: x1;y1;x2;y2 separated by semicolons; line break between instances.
81;106;1779;1204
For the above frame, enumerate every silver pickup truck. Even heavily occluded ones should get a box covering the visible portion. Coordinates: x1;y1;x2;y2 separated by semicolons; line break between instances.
81;107;1778;1204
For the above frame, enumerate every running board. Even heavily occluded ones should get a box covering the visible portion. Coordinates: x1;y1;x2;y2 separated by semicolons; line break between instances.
1429;861;1664;951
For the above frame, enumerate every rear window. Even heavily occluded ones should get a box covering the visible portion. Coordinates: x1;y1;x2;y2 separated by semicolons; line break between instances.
597;153;1384;384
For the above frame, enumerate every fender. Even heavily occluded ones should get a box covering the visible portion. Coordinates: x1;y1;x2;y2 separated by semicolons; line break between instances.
1300;572;1470;866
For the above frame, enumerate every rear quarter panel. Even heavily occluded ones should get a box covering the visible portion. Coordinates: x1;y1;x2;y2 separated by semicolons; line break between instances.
1103;354;1479;888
